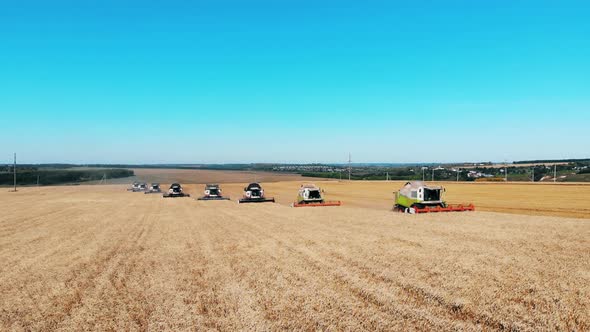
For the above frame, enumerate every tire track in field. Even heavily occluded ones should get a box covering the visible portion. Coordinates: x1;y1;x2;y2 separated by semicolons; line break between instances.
250;207;524;330
188;205;274;331
324;250;516;331
14;200;154;331
171;219;210;329
213;206;452;330
0;188;107;234
223;206;496;330
52;199;160;331
165;197;220;330
208;205;589;330
210;213;405;330
296;211;510;330
202;209;353;330
0;199;137;279
0;205;80;237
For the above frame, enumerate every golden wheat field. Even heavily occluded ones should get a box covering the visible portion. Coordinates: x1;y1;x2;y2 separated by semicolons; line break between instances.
1;179;589;331
124;168;590;218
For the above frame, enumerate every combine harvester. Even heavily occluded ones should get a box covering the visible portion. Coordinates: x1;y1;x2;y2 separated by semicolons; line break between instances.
197;184;230;201
292;184;341;207
132;182;148;192
393;181;474;214
144;183;162;194
163;183;191;198
127;182;140;191
238;183;275;204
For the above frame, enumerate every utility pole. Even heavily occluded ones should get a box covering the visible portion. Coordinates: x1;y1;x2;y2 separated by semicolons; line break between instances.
432;168;435;182
348;153;351;181
37;174;40;186
504;160;508;182
12;153;17;192
422;167;426;181
532;167;534;182
386;172;389;181
554;165;557;183
456;169;460;182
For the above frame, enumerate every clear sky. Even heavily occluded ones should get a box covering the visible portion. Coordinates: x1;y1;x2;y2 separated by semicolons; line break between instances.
1;0;589;164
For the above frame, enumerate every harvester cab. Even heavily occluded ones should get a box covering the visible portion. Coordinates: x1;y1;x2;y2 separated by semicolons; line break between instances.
197;184;230;201
393;181;474;214
144;183;162;194
163;183;190;198
293;184;341;207
238;183;275;203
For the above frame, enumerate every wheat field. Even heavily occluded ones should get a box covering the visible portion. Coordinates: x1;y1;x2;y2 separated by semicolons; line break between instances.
120;168;590;218
1;182;589;331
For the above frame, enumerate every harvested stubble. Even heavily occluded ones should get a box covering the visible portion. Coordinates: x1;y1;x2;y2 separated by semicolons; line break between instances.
0;185;588;331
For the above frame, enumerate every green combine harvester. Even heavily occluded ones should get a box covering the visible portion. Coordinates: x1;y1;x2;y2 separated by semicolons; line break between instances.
393;181;474;214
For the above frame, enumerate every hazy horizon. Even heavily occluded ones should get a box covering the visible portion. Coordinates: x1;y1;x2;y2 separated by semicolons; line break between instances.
4;159;588;167
2;1;589;164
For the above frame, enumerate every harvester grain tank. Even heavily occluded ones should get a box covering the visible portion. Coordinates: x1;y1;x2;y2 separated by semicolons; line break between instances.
393;181;474;213
144;183;162;194
238;183;275;203
197;184;230;201
163;183;190;198
292;184;341;207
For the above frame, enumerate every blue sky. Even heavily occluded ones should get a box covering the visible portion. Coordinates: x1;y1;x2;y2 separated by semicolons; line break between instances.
1;0;589;164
